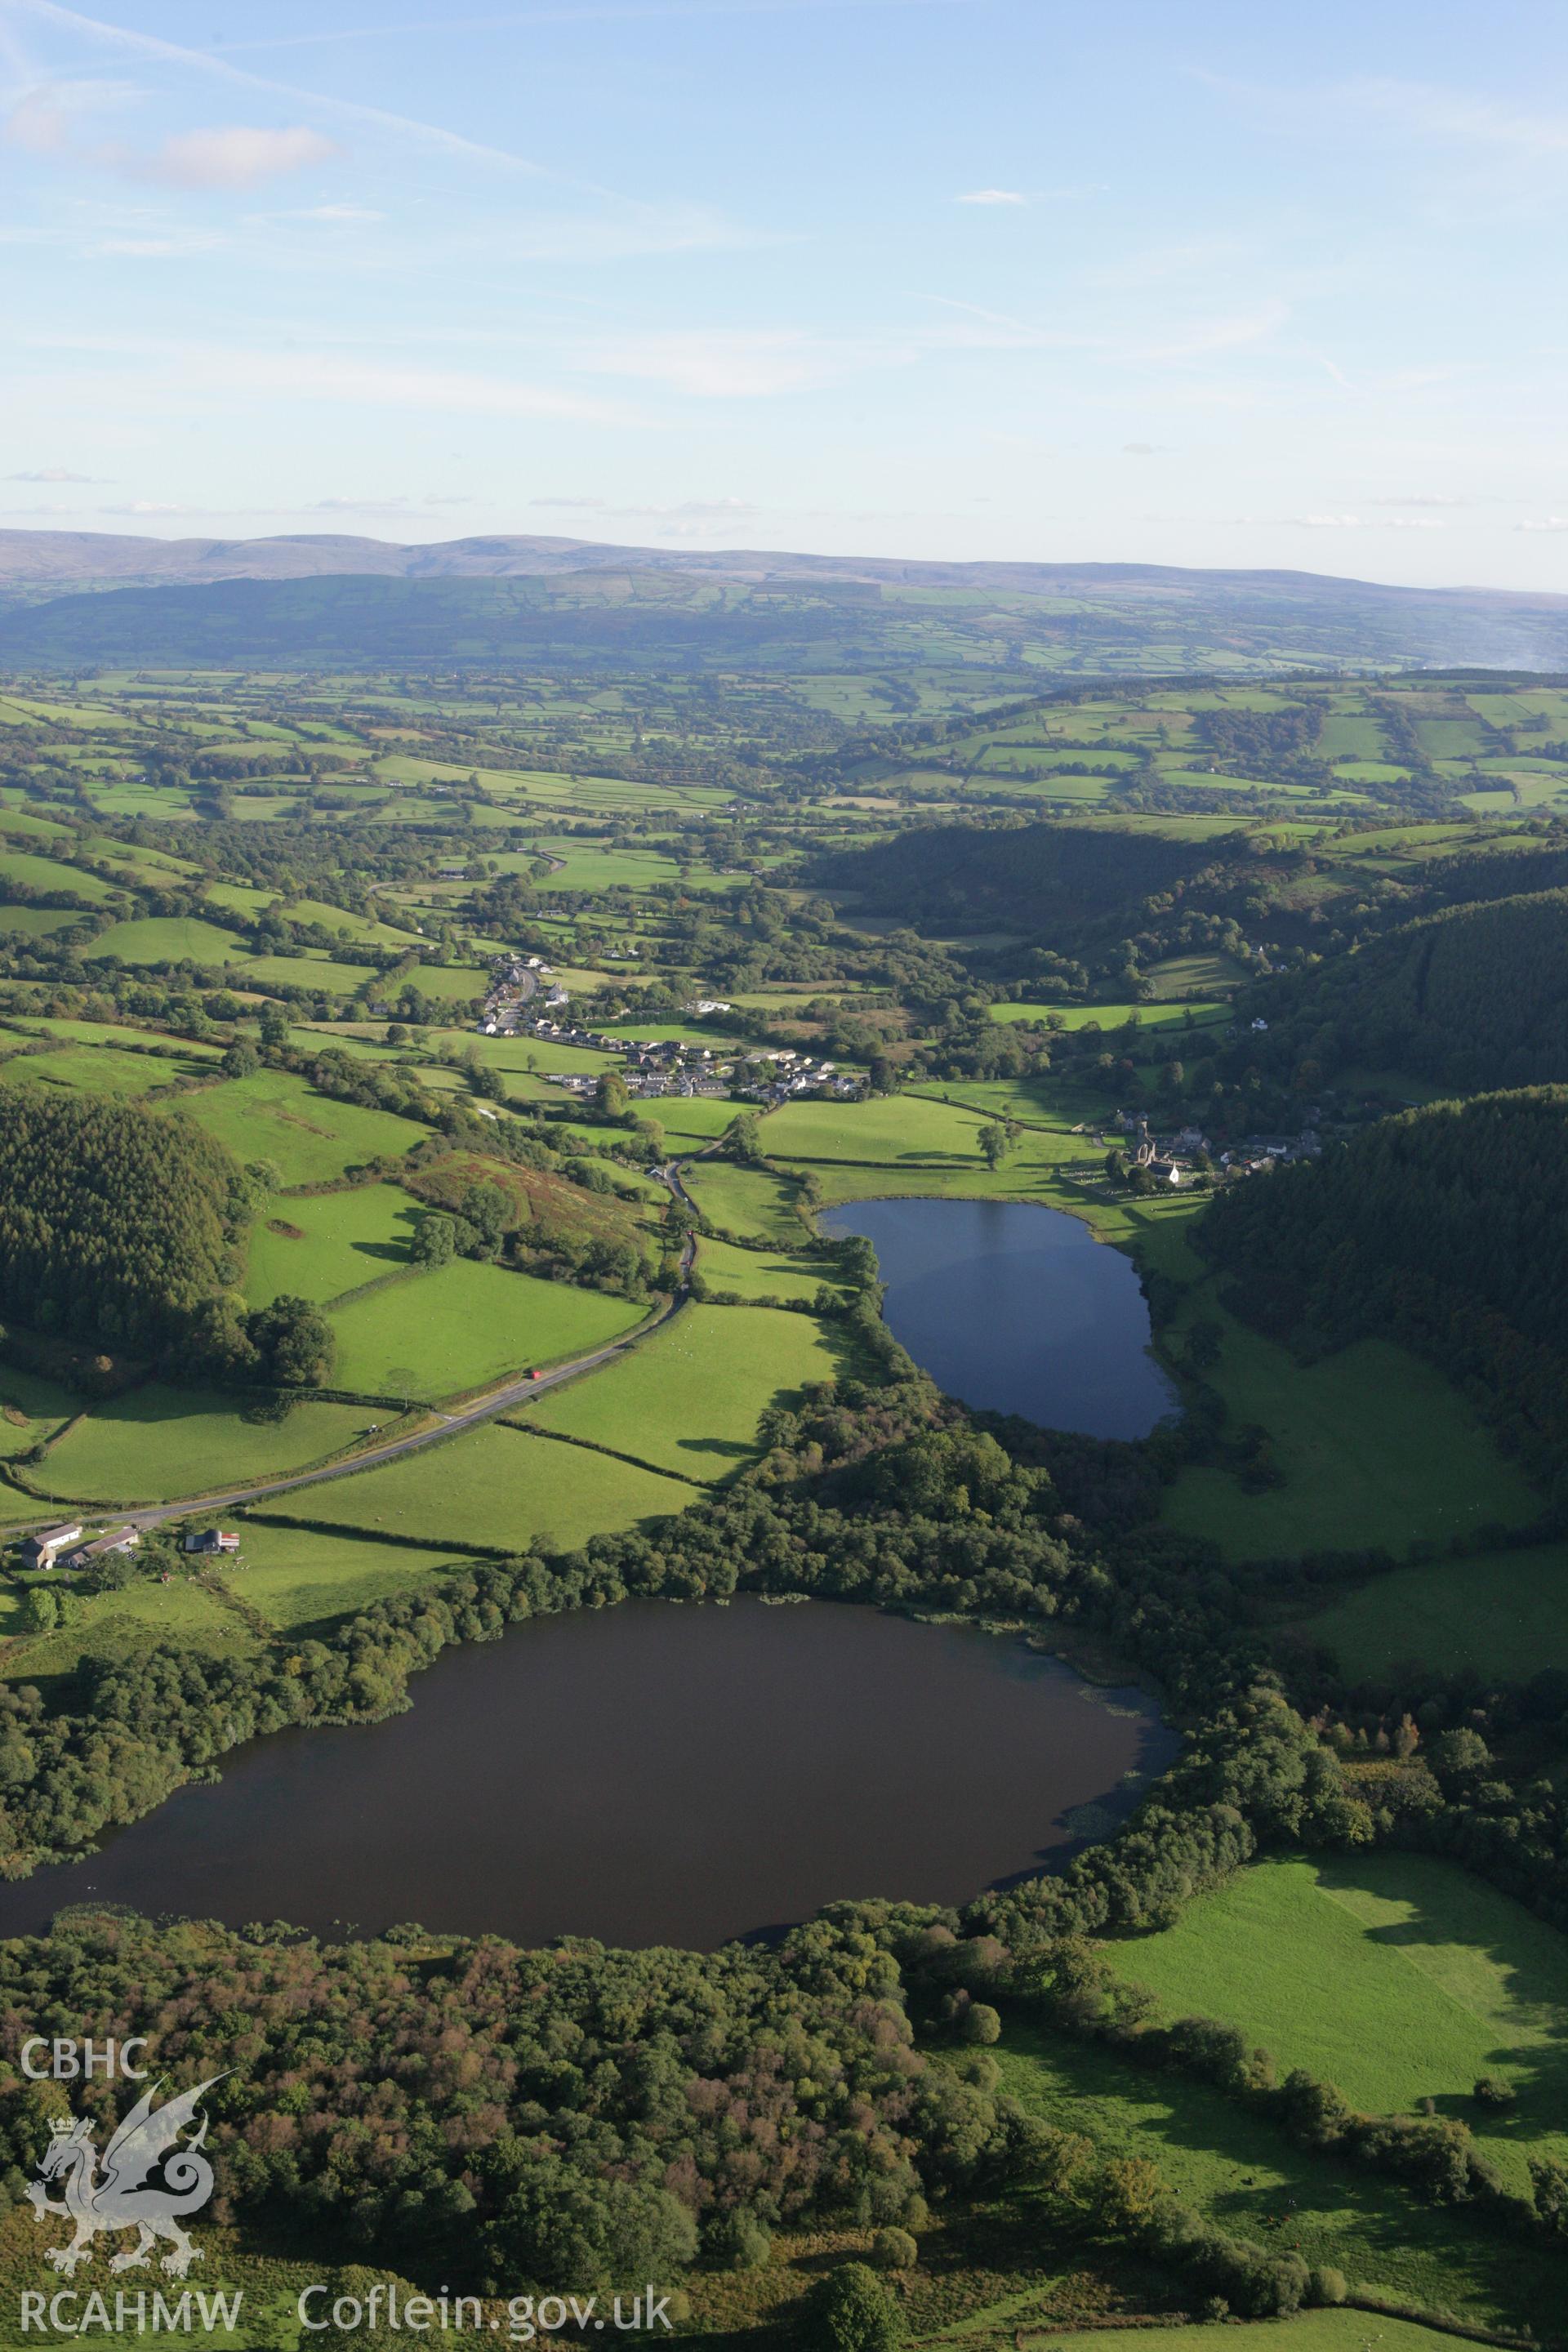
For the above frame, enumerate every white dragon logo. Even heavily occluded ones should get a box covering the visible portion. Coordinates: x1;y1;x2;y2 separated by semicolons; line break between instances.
25;2074;227;2278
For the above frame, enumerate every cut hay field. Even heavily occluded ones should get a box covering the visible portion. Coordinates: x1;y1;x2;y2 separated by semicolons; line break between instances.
327;1260;645;1401
252;1419;693;1552
29;1387;381;1505
164;1067;428;1183
524;1303;853;1481
243;1181;421;1307
1102;1855;1568;2192
1299;1540;1568;1680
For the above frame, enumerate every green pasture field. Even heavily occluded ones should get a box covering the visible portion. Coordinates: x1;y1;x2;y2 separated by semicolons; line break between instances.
994;2016;1562;2336
29;1387;381;1506
0;1041;215;1098
636;1093;742;1144
327;1260;645;1401
1160;1327;1539;1561
397;963;489;1001
764;1092;988;1167
87;915;245;964
0;849;114;898
684;1160;806;1241
695;1234;848;1304
1299;1540;1568;1681
282;897;422;946
524;1303;852;1481
1103;1854;1568;2192
222;1519;482;1632
243;1181;421;1307
9;1016;220;1056
166;1067;428;1184
242;952;378;993
0;908;78;939
252;1419;693;1552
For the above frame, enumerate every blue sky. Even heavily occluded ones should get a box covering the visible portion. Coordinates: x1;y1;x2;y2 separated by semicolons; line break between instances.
2;0;1566;586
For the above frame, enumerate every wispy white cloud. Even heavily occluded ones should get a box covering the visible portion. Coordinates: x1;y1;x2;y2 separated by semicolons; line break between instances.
956;188;1024;206
130;125;337;188
7;466;105;481
1517;517;1568;532
6;0;646;197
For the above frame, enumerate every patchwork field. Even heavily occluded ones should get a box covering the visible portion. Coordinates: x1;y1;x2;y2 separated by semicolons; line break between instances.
523;1303;853;1480
683;1160;806;1241
252;1419;693;1552
764;1092;988;1166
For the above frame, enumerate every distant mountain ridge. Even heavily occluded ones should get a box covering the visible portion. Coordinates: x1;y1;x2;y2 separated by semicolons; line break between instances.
2;526;1567;608
1;530;1566;672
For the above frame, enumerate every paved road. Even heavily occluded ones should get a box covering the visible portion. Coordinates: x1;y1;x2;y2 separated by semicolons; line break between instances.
10;1162;705;1539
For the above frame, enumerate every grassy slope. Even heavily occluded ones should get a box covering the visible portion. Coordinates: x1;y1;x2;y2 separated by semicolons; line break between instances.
252;1419;693;1551
166;1067;426;1183
1100;1855;1568;2190
524;1303;853;1480
327;1259;644;1400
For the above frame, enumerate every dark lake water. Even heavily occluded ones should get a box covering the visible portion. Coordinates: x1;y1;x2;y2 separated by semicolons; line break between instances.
0;1600;1171;1949
822;1197;1178;1439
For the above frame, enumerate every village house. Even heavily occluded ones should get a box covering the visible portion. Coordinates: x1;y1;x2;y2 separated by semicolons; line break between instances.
18;1523;83;1572
184;1529;241;1556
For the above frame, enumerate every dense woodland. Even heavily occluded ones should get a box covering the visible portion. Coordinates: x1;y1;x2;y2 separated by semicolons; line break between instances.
1242;888;1568;1091
0;1096;245;1358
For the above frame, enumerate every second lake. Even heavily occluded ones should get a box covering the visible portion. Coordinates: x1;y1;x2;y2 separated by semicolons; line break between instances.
822;1196;1178;1439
